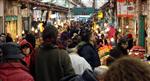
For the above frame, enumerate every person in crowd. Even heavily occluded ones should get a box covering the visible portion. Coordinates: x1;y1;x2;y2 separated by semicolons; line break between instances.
0;42;34;81
61;66;108;81
98;34;108;47
60;69;97;81
105;56;115;66
6;33;13;42
60;30;70;49
109;37;128;59
19;39;34;67
94;66;109;81
127;34;133;50
67;34;92;74
78;29;100;69
35;24;75;81
24;30;36;48
0;33;6;43
104;56;150;81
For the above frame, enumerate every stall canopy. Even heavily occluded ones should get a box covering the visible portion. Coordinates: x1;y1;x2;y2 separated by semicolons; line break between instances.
71;7;95;15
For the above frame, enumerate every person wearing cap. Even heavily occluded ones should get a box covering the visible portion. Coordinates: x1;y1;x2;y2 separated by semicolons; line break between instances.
0;42;34;81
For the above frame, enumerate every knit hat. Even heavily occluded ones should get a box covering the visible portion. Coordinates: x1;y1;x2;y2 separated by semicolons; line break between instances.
1;42;24;59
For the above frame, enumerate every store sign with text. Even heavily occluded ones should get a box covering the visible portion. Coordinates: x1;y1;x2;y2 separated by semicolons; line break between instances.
117;0;135;18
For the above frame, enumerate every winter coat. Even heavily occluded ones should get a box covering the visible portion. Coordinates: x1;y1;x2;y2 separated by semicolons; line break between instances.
60;69;97;81
78;42;100;69
35;44;75;81
68;47;92;74
19;39;35;67
0;62;34;81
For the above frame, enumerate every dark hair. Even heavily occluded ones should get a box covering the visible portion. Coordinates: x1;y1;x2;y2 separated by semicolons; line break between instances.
104;57;150;81
81;29;92;42
42;25;58;43
20;43;30;49
118;37;128;46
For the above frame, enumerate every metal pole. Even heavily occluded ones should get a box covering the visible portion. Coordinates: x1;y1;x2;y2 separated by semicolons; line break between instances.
136;0;141;45
93;0;96;9
2;0;5;33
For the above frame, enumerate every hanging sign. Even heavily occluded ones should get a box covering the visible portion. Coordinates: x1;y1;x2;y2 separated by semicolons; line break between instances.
117;1;135;18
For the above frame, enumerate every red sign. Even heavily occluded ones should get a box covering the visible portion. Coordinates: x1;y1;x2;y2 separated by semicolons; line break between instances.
117;0;136;2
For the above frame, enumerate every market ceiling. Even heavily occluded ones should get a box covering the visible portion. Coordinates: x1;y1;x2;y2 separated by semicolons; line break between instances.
40;0;108;8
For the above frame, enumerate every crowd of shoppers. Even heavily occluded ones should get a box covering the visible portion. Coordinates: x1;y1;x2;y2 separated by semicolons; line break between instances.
0;21;150;81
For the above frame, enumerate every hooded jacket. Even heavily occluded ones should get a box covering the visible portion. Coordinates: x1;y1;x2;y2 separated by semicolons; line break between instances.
19;39;34;67
0;62;34;81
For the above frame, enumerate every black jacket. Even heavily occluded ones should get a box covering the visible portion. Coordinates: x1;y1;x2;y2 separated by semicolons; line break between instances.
60;69;97;81
78;42;100;69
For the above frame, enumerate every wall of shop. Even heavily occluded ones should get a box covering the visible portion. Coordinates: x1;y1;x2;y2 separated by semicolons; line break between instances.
0;0;4;33
5;0;19;40
117;0;136;38
146;0;150;54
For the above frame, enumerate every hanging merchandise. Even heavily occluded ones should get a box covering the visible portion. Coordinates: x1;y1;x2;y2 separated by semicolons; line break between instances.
107;26;116;39
98;10;103;19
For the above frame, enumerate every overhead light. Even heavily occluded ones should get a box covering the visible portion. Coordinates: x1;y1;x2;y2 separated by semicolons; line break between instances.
31;27;35;32
35;29;38;33
118;28;121;32
33;7;37;10
40;0;51;3
22;30;25;34
126;25;129;28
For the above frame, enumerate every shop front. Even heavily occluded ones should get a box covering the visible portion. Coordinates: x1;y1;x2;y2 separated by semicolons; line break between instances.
117;0;136;37
5;16;18;40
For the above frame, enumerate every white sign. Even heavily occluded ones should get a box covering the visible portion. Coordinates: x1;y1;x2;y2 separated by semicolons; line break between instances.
117;1;135;16
0;0;4;16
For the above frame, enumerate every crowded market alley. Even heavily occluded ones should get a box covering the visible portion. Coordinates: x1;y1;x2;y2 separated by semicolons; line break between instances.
0;0;150;81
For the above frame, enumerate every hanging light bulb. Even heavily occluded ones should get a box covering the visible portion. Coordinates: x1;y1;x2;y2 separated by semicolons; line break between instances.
105;27;110;32
22;30;25;34
110;38;115;42
31;27;35;32
35;29;38;33
16;35;19;38
126;25;129;28
118;28;122;32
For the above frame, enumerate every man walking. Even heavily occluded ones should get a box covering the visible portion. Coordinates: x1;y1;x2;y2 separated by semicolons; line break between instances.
35;25;75;81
